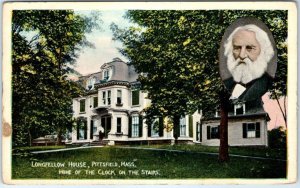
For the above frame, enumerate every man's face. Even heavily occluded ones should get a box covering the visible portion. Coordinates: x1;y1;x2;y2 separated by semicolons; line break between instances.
232;29;261;62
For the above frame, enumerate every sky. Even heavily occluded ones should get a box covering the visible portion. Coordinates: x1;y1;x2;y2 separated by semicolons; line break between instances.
73;10;286;130
74;10;130;75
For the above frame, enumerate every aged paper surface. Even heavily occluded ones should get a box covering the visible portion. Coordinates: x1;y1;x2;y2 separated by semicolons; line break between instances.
2;1;297;185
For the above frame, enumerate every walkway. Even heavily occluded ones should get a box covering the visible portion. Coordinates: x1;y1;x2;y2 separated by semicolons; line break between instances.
31;145;103;154
31;145;286;162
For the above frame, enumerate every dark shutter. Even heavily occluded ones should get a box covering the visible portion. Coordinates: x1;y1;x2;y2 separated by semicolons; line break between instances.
217;125;220;139
256;122;261;138
84;120;87;139
207;126;211;140
90;120;94;139
200;123;202;142
77;120;80;140
139;115;143;137
243;123;247;138
159;117;164;137
173;116;180;139
128;116;132;138
148;122;151;137
189;115;193;138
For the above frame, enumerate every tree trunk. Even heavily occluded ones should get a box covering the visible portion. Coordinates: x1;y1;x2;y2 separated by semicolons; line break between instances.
274;93;287;127
56;127;63;146
173;116;180;144
28;129;32;147
218;89;230;162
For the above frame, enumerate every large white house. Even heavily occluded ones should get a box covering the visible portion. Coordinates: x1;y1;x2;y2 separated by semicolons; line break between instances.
72;58;269;146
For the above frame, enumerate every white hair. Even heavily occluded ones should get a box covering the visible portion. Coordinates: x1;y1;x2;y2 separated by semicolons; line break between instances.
224;24;274;84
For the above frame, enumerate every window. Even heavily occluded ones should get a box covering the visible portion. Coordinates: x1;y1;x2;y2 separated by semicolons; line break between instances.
102;91;106;105
107;90;111;105
117;118;122;133
117;90;122;105
207;125;220;140
243;122;260;138
151;119;159;137
102;91;111;106
180;116;186;136
87;77;96;90
234;103;246;115
104;69;109;80
211;127;219;139
93;97;98;108
132;90;140;106
132;116;139;137
79;99;85;113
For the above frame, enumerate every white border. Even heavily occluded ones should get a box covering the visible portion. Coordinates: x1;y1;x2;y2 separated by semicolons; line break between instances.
2;1;297;185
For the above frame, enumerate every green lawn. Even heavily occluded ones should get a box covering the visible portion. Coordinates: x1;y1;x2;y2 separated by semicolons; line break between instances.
12;146;286;179
138;144;287;159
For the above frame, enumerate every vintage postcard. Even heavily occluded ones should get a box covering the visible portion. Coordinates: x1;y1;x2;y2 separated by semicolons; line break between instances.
2;1;297;185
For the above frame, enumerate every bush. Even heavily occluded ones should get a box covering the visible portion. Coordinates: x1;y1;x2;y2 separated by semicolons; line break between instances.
268;126;286;149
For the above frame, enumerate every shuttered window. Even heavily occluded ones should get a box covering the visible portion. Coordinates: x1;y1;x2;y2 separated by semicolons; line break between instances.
132;116;139;137
207;125;219;140
179;116;186;136
243;122;261;138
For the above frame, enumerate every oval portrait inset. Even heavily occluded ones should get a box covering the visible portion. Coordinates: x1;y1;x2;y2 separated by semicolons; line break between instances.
219;17;277;104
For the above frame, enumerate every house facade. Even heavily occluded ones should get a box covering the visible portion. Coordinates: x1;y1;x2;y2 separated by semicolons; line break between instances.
72;58;201;145
200;102;269;146
71;58;268;146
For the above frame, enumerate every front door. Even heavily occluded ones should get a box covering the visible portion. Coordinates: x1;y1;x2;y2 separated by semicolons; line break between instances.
101;116;111;138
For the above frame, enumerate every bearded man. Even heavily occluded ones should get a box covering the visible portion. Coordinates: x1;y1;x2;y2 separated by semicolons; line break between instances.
222;24;276;105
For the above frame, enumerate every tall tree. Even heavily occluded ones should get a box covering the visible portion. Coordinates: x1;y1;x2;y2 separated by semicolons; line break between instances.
12;10;101;146
112;10;287;162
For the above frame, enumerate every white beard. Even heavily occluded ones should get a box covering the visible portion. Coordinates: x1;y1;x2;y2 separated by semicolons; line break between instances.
227;53;268;84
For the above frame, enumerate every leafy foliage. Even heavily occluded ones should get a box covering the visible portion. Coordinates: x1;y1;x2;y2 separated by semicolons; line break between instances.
112;10;287;161
268;126;287;149
112;9;287;123
12;10;101;146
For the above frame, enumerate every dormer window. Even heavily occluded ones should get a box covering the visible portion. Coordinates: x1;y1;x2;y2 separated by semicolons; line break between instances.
87;77;96;90
234;103;246;115
104;70;109;80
